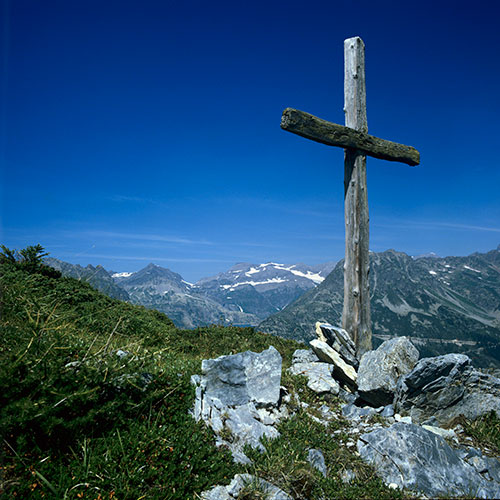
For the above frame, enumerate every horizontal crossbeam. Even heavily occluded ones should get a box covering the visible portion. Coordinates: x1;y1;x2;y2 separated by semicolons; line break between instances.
281;108;420;166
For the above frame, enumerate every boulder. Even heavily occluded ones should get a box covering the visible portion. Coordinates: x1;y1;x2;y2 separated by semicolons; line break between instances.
357;422;500;498
341;403;379;422
201;485;232;500
380;404;394;417
394;353;500;425
223;402;280;452
289;362;339;395
201;346;282;408
357;337;419;407
193;346;285;463
310;339;357;389
315;322;358;369
292;348;319;364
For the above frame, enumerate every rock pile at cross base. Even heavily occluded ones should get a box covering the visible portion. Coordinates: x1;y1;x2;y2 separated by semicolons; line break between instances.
192;322;500;499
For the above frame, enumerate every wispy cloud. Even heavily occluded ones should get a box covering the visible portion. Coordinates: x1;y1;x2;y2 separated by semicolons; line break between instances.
373;219;500;233
67;253;234;264
209;196;343;219
431;222;500;233
109;195;164;204
75;231;213;245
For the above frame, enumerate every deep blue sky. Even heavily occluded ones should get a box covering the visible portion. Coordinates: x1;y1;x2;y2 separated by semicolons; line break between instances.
2;0;500;282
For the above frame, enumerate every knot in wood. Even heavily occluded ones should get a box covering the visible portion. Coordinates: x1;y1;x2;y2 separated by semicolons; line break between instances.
280;114;290;129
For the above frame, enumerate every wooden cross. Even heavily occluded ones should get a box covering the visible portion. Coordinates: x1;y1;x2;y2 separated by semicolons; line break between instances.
281;36;420;356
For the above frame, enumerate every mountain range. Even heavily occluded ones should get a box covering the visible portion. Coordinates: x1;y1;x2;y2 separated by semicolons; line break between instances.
45;258;335;329
44;259;129;301
258;245;500;368
46;245;500;367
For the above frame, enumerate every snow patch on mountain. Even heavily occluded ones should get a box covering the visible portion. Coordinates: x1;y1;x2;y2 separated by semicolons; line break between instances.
464;265;481;273
221;277;289;290
112;272;133;278
288;269;324;283
232;262;326;284
245;267;260;276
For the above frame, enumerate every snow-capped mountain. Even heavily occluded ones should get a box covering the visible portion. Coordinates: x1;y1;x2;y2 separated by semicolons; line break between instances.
105;261;335;328
198;262;330;289
111;263;256;328
195;261;336;318
114;263;191;295
44;247;500;367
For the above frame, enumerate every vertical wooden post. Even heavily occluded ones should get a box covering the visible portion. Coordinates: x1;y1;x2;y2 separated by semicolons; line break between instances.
342;36;372;356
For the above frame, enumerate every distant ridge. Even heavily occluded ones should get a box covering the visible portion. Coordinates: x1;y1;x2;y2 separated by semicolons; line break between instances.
45;258;335;329
413;251;440;259
258;246;500;369
45;257;129;301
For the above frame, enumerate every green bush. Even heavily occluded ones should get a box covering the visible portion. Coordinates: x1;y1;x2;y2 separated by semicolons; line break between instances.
1;244;62;278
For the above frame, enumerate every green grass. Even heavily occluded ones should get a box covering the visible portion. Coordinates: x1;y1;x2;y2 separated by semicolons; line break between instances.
0;263;282;499
461;411;500;455
1;254;498;499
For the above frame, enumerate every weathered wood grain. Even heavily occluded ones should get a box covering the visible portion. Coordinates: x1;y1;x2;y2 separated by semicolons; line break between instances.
280;36;420;356
280;108;420;167
342;36;372;356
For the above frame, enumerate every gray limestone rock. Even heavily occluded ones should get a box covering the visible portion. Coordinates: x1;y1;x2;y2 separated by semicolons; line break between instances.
292;348;319;364
289;362;339;395
226;474;292;499
358;422;500;498
310;339;357;389
394;353;500;425
338;387;358;404
315;322;358;369
201;474;292;499
202;346;282;408
115;349;130;359
224;403;279;453
341;403;377;422
380;404;394;417
308;448;327;477
421;424;457;441
201;485;232;500
456;447;500;484
357;336;419;407
484;456;500;483
192;346;286;464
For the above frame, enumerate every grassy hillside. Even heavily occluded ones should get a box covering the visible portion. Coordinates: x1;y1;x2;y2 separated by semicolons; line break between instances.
0;254;292;499
1;248;498;499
